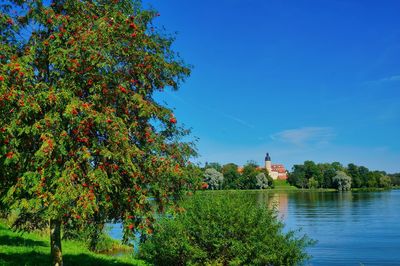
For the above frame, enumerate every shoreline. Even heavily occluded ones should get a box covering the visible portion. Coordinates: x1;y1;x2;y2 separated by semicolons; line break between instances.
200;187;395;193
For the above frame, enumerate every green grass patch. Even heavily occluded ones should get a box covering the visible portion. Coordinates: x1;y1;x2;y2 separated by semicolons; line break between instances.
0;222;148;266
273;179;298;190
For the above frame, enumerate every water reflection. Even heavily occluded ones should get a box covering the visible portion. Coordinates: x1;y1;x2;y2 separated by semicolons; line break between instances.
208;190;400;265
276;190;400;265
108;190;400;265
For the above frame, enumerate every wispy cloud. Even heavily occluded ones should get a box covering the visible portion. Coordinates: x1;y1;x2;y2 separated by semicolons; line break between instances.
270;127;335;147
220;113;255;129
379;75;400;82
164;91;255;129
366;75;400;85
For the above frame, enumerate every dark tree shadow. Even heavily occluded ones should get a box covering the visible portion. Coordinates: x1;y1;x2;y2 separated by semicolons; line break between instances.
0;252;140;266
0;235;48;247
64;254;137;266
0;252;50;266
0;224;48;247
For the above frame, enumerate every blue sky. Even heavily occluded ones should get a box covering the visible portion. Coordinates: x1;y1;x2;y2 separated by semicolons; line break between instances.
146;0;400;173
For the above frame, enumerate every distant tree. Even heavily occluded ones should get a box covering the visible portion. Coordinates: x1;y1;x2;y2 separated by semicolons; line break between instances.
289;161;392;190
288;165;307;188
204;168;224;190
204;162;222;172
256;173;269;189
221;163;240;189
388;173;400;186
333;171;352;191
379;175;392;188
347;163;362;188
304;161;321;181
319;163;336;188
366;171;380;187
308;177;319;189
358;166;370;187
331;162;344;171
240;161;259;189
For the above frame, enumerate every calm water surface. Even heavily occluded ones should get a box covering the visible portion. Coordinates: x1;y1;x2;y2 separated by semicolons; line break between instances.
110;190;400;265
266;190;400;265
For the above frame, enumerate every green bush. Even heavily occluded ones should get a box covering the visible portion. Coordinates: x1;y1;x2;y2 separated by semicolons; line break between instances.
139;193;313;265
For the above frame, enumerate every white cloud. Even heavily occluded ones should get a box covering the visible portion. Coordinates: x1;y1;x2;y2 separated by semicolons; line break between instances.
163;91;255;129
380;75;400;82
365;75;400;85
221;113;255;129
270;127;335;147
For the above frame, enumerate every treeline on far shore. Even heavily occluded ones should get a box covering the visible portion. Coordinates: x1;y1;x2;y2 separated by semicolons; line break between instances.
201;161;274;190
200;160;400;191
288;161;399;190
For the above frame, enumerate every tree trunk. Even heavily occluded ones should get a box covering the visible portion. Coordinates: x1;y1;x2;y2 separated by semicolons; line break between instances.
50;219;63;266
89;221;104;252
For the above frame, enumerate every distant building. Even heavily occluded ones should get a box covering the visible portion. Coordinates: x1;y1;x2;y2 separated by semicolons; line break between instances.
265;153;287;180
237;153;288;180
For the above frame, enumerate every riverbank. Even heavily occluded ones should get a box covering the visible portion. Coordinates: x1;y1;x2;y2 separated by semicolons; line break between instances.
274;180;398;192
0;222;147;266
351;187;392;192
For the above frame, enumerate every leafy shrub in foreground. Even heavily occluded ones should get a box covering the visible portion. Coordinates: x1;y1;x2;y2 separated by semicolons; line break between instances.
139;193;314;265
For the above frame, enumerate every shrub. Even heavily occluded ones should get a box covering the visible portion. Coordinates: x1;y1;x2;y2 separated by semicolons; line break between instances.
256;173;269;189
333;171;352;191
139;193;313;265
308;177;319;189
204;168;224;190
379;175;392;188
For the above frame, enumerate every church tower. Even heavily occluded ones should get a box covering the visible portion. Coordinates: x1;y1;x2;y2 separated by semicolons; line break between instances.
265;152;272;173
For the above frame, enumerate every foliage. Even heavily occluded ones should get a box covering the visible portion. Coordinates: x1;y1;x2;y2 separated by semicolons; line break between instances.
238;161;274;189
379;175;392;188
62;222;118;253
0;0;200;260
204;162;222;172
238;161;260;189
288;161;392;190
389;173;400;186
255;172;269;189
287;165;307;188
202;161;274;190
333;171;352;191
308;177;319;189
139;193;314;266
221;163;240;189
203;168;223;190
347;163;362;188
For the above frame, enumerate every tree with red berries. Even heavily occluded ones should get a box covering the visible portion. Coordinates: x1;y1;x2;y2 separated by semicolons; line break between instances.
0;1;200;265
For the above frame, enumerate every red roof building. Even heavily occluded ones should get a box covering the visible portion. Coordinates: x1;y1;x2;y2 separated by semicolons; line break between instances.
265;153;288;180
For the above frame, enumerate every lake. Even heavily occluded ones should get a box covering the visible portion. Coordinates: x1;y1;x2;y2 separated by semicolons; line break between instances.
109;189;400;265
266;190;400;265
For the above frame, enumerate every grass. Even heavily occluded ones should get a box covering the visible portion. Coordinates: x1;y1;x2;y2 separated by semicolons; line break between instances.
272;180;339;192
0;222;148;266
272;179;298;190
